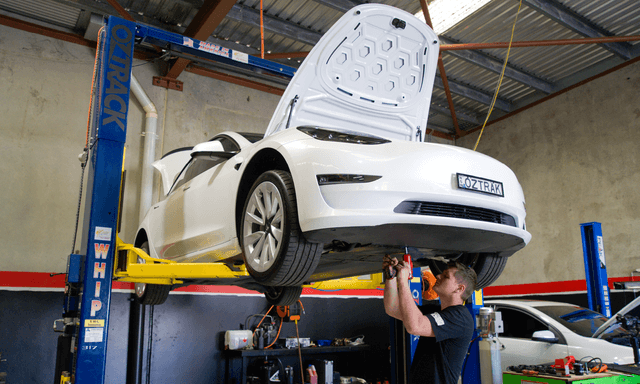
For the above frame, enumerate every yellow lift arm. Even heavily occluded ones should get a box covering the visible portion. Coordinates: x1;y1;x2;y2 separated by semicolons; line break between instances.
113;237;249;285
114;237;384;290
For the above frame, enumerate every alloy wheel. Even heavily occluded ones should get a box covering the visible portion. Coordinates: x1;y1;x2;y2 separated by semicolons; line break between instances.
243;181;285;273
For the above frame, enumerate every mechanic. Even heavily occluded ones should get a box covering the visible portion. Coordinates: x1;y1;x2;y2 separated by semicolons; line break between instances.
383;255;477;384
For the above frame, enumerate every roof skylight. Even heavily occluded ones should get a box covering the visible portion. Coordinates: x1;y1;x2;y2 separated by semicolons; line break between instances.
414;0;492;34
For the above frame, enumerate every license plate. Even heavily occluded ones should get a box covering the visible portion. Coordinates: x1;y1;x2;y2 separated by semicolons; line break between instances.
457;173;504;197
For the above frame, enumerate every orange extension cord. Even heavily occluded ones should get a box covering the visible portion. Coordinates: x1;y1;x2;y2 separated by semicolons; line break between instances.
85;26;105;147
260;0;265;59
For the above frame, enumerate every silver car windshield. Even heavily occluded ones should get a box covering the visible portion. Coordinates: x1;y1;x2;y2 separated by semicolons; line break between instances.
537;305;631;339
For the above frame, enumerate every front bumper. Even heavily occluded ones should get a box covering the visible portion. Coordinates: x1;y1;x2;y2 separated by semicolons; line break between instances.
273;132;531;253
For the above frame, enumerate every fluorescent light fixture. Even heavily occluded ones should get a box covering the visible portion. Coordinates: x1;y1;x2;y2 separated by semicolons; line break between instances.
414;0;492;34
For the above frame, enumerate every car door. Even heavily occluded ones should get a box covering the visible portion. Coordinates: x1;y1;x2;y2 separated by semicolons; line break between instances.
148;136;240;261
145;157;194;260
494;305;569;370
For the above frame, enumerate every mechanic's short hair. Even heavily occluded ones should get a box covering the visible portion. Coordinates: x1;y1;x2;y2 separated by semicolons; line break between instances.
447;261;477;302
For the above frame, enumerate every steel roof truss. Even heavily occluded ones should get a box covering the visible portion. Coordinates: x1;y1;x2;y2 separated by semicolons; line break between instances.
523;0;633;60
435;76;512;112
310;0;365;13
430;103;482;127
439;36;554;94
226;3;323;46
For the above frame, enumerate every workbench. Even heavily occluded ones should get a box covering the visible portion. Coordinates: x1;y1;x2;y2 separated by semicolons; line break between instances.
503;370;640;383
226;345;370;384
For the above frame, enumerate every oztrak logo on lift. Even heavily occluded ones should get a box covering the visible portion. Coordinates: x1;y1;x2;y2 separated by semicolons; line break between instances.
102;24;133;132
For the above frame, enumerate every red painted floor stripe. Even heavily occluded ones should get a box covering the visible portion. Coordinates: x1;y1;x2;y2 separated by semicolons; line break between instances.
1;271;637;297
0;271;66;288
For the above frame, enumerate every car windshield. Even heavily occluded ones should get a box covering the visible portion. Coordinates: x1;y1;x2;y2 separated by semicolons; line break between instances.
537;305;632;339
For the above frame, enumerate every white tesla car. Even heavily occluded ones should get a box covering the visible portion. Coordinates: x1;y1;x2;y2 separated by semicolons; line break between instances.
133;4;531;305
486;299;639;371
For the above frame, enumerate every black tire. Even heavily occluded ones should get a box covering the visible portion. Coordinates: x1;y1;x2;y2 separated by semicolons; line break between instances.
241;170;322;286
134;241;171;305
428;253;508;290
264;286;303;306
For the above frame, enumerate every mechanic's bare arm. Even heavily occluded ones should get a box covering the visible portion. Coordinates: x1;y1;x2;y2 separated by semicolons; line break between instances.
383;255;403;320
396;260;435;337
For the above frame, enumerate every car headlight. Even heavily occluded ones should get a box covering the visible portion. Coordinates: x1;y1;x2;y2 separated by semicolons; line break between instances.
297;126;391;145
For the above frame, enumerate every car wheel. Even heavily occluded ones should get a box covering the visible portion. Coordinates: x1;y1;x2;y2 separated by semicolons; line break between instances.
134;241;171;305
428;253;507;290
241;170;322;286
264;286;303;306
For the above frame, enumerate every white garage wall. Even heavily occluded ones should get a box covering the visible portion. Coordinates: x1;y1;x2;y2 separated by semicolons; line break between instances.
457;60;640;286
0;25;280;273
3;23;638;287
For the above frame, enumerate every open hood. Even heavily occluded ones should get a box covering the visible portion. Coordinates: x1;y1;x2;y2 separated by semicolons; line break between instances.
594;295;640;339
264;4;440;142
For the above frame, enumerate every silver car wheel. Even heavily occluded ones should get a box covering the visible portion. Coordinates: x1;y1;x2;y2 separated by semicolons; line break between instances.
133;241;171;305
243;181;284;273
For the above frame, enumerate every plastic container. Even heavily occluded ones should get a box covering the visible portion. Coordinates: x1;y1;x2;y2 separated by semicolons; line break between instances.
225;330;253;350
286;337;310;348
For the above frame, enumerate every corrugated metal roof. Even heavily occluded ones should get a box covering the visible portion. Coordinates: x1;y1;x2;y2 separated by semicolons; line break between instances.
444;0;615;84
1;0;638;137
0;0;80;30
560;0;640;41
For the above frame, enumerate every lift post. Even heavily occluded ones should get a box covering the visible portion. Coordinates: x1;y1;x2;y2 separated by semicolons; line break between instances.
56;15;297;383
58;15;137;384
580;222;612;317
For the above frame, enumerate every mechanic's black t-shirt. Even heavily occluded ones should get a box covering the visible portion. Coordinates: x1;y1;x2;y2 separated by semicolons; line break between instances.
409;304;474;384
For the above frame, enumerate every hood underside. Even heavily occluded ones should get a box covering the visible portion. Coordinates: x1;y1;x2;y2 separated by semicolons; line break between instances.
594;295;640;339
265;4;440;142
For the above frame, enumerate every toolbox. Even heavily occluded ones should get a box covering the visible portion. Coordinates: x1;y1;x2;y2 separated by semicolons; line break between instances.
503;371;639;383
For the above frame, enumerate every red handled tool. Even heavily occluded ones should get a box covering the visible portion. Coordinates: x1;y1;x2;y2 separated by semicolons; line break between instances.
404;250;413;279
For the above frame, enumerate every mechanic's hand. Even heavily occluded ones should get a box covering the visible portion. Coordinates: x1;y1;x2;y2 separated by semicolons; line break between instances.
383;255;398;279
394;259;412;281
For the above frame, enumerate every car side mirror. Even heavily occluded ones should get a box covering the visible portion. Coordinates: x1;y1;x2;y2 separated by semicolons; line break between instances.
532;330;559;343
190;141;236;159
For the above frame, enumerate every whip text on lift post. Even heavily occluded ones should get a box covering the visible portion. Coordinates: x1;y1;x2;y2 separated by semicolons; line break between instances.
91;243;110;316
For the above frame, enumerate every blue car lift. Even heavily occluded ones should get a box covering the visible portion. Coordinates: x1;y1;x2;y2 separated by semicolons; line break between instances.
55;15;295;384
581;222;612;317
